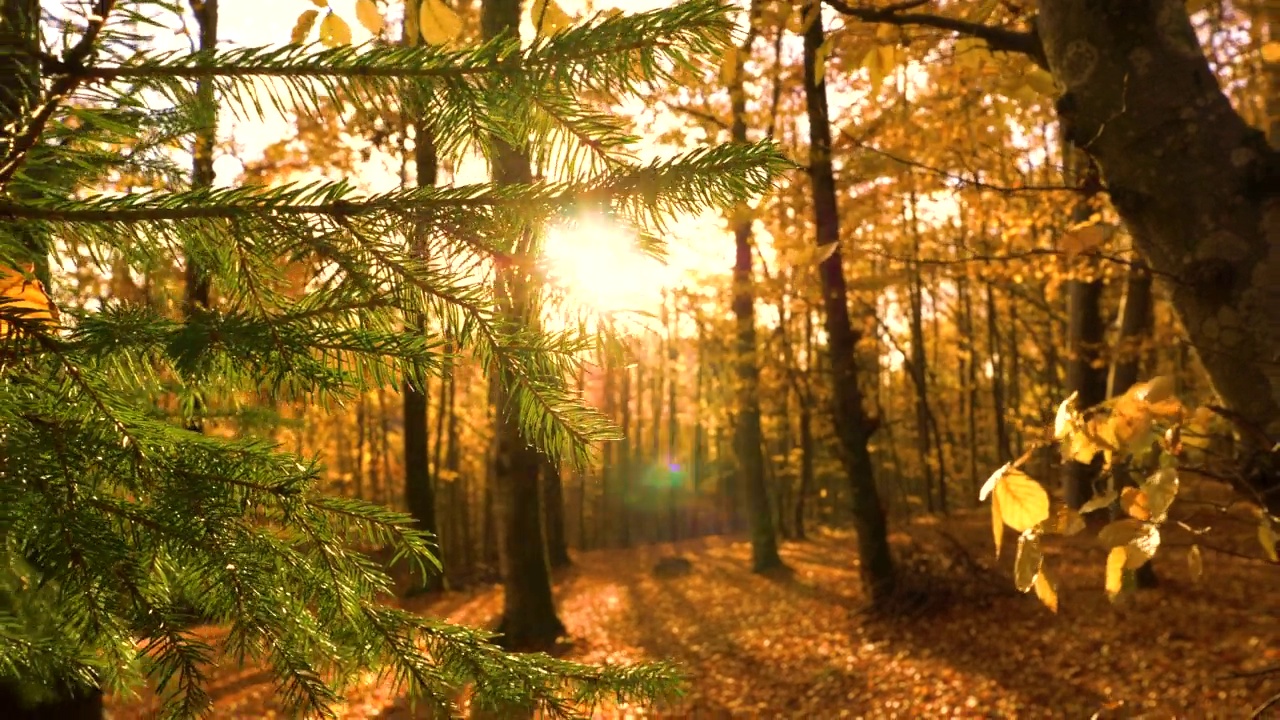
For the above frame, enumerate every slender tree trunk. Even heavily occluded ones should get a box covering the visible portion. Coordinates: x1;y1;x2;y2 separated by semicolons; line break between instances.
802;0;894;602
727;15;784;571
665;298;680;543
600;357;615;549
618;362;633;547
1106;259;1159;587
986;282;1010;465
691;317;705;539
402;0;442;592
482;0;564;649
1062;151;1107;510
1007;294;1024;456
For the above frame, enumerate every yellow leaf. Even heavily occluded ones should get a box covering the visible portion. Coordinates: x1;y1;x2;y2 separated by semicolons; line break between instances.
1033;566;1059;613
1047;506;1086;536
968;0;998;22
1138;375;1177;404
1064;428;1105;464
1120;487;1151;521
420;0;462;45
318;12;352;47
1014;533;1042;592
309;0;328;6
531;0;572;35
978;463;1006;501
814;37;834;85
355;0;385;34
1061;220;1117;258
0;265;59;337
720;46;740;86
1263;41;1280;63
1105;546;1126;599
1024;66;1058;96
993;468;1050;532
1078;489;1118;515
1123;525;1160;569
991;490;1004;559
814;241;838;265
1139;467;1179;522
290;9;320;44
1187;544;1203;582
1054;392;1078;440
1097;518;1145;548
1260;517;1279;562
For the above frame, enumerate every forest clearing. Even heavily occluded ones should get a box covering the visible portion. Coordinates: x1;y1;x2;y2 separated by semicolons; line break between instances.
3;0;1280;717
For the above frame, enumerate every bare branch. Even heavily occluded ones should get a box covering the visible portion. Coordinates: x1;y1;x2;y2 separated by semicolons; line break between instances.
823;0;1047;68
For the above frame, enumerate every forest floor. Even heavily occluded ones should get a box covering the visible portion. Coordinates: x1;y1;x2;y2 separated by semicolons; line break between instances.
107;509;1279;719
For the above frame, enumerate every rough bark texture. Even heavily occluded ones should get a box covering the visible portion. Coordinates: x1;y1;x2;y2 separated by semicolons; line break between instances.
482;0;565;649
728;10;784;573
802;0;895;603
1038;1;1280;443
541;459;571;569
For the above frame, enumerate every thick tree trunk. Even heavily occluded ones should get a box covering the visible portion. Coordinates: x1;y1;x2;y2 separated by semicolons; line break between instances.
802;0;895;603
541;458;571;569
1038;1;1280;446
482;0;564;649
727;21;784;572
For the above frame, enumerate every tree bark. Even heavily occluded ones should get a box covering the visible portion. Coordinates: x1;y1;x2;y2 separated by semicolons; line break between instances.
1036;1;1280;443
727;13;785;572
802;0;895;603
402;0;443;594
541;458;571;569
482;0;564;649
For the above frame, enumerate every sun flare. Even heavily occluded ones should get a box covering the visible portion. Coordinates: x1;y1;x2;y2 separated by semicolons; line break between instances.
542;219;667;317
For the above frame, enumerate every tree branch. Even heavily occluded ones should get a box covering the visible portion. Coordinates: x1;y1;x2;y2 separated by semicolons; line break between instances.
823;0;1047;68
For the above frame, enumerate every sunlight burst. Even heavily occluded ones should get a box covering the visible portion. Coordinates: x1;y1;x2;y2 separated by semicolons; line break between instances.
542;218;666;317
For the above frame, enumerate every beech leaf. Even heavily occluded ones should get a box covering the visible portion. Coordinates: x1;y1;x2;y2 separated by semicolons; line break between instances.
1105;546;1126;599
814;241;839;265
355;0;385;34
1259;517;1278;562
1139;467;1179;522
1187;544;1203;582
0;265;60;337
1263;41;1280;63
1120;487;1151;521
991;490;1004;558
1014;533;1042;593
290;9;320;44
420;0;463;45
993;468;1049;532
1033;566;1059;613
318;13;352;47
1047;506;1086;536
1097;518;1145;548
531;0;572;35
1078;489;1118;515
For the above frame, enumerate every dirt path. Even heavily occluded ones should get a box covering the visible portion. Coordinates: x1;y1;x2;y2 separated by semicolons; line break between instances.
108;512;1279;718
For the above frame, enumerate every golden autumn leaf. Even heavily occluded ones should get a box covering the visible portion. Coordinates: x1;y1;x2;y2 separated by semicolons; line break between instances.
420;0;463;45
1061;220;1116;258
1122;525;1160;569
318;12;352;47
531;0;572;35
1105;546;1127;600
991;490;1004;559
993;468;1050;532
0;265;60;337
1033;565;1059;613
355;0;385;34
1024;66;1058;97
1263;41;1280;63
309;0;328;6
1047;506;1086;536
1097;518;1145;548
1014;533;1042;593
1187;544;1203;582
1260;517;1278;562
1054;392;1078;440
290;9;320;44
813;241;839;265
1120;487;1151;521
1078;488;1118;514
814;37;834;85
1140;467;1179;522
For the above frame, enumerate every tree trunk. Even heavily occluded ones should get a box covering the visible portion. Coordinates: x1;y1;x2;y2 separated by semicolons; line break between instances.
618;361;633;547
1037;1;1280;450
482;0;564;650
1108;260;1159;588
541;458;571;569
1062;151;1108;510
665;299;680;543
402;0;442;591
727;19;785;572
802;0;895;603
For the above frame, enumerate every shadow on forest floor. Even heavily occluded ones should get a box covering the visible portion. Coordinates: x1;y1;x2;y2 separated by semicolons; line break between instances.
107;509;1278;718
